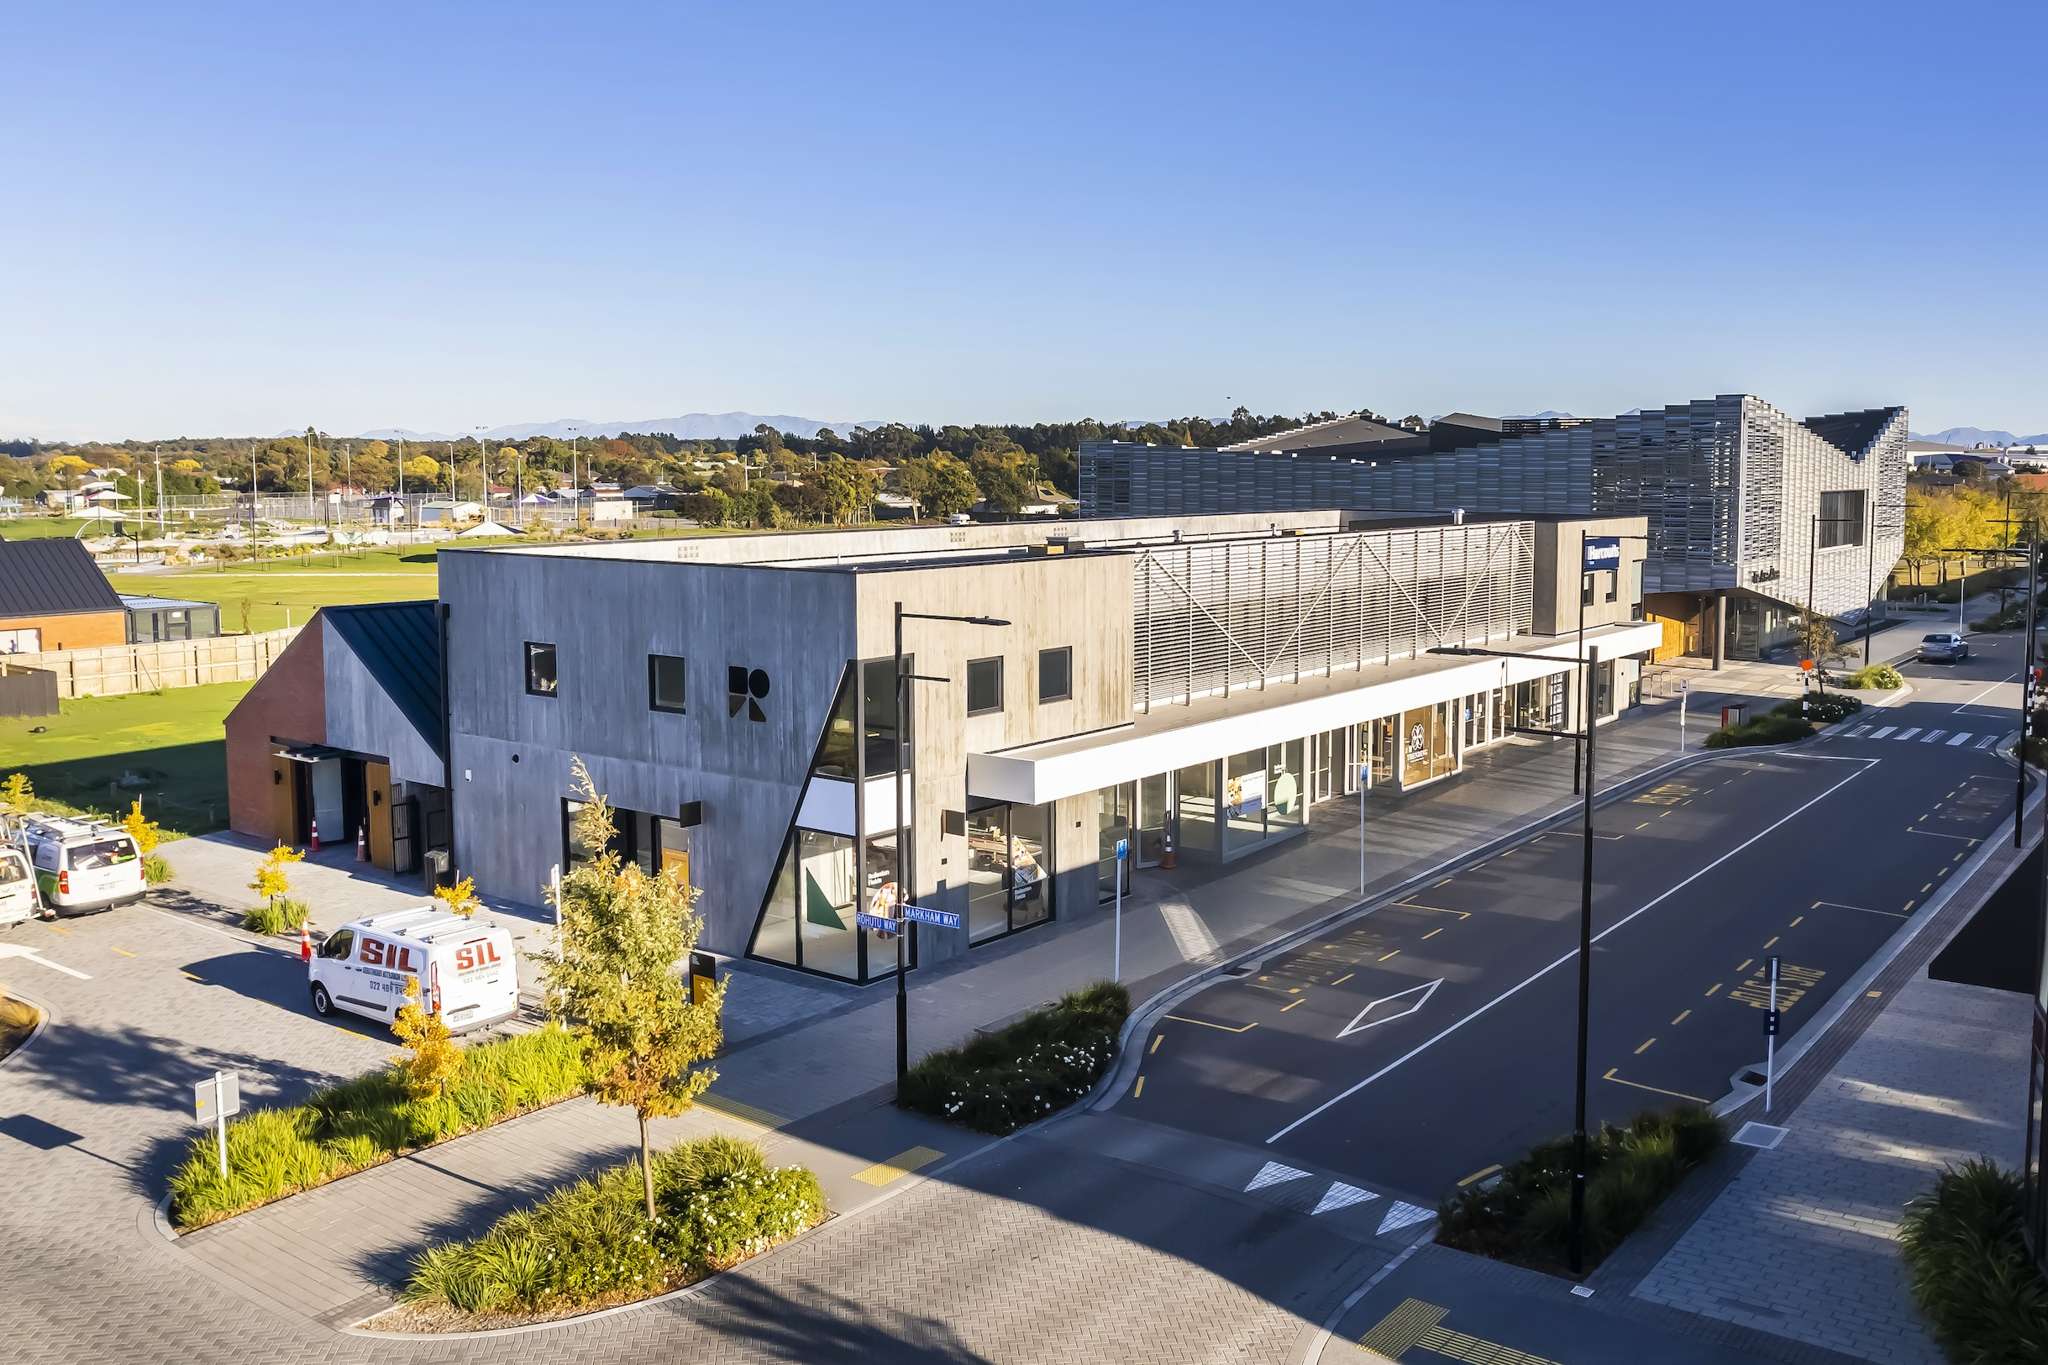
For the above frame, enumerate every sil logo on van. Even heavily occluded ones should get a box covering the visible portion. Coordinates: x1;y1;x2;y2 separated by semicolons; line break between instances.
455;941;504;973
359;939;417;973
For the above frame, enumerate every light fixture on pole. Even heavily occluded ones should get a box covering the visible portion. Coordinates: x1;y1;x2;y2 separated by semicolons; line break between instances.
891;604;1009;1093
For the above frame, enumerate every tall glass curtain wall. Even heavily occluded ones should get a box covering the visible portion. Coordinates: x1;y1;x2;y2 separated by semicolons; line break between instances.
748;659;907;982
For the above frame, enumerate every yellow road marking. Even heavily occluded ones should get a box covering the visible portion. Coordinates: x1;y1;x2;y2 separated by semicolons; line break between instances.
1149;1034;1163;1055
1761;936;1779;950
1636;821;1651;830
1788;916;1803;929
1671;1009;1692;1026
1921;883;1933;894
181;970;203;982
1395;901;1473;919
1288;986;1302;994
1737;958;1752;972
699;1094;788;1131
1954;850;1968;862
45;923;70;935
1635;1037;1656;1055
1904;899;1917;912
852;1145;945;1187
1331;972;1354;986
1162;1013;1257;1034
1603;1068;1711;1104
1433;877;1455;889
1361;1299;1563;1365
1938;867;1949;878
1378;950;1400;962
1421;927;1444;940
1133;1075;1146;1098
1705;982;1723;997
1867;990;1883;999
1281;998;1306;1012
110;947;138;958
1458;1164;1503;1187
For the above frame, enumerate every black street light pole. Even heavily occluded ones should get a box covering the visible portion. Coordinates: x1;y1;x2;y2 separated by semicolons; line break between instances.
892;603;1008;1094
1434;638;1601;1276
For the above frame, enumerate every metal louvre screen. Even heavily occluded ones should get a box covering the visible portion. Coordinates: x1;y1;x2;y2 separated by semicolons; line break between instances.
1131;522;1535;711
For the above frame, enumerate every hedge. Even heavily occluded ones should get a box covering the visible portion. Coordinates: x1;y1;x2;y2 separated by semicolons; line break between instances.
403;1135;824;1319
1437;1106;1725;1273
1845;663;1904;690
1899;1159;2048;1362
168;1023;587;1229
898;981;1129;1134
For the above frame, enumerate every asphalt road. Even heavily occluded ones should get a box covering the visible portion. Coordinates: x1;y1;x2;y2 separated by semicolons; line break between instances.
1119;629;2030;1205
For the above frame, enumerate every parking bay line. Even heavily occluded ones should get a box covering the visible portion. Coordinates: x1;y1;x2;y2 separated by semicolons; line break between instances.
1811;899;1910;920
1265;757;1879;1144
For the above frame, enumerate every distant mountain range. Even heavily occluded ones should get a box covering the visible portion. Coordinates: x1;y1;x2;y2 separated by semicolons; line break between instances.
351;412;887;443
1912;426;2048;447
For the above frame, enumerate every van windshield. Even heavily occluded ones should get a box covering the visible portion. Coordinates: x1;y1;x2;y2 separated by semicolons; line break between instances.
71;838;138;869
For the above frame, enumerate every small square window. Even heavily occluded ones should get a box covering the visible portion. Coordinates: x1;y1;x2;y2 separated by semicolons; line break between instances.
966;656;1004;716
1605;570;1620;603
525;642;558;696
1581;577;1595;607
649;654;686;713
1038;646;1072;703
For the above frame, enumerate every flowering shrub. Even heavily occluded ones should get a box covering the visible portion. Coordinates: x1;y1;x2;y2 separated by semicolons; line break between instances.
402;1135;825;1315
898;980;1130;1135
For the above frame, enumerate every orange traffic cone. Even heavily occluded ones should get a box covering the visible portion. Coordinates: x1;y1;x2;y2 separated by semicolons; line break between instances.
299;922;313;963
309;816;321;853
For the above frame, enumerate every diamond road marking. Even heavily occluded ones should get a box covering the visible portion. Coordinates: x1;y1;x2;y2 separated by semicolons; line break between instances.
1311;1181;1380;1216
1245;1160;1313;1192
1377;1200;1436;1235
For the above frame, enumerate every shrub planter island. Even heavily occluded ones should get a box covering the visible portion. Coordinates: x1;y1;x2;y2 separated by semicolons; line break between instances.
1437;1105;1725;1275
1900;1159;2048;1361
898;981;1129;1134
168;1024;589;1229
1703;695;1862;749
1843;663;1904;690
376;1135;825;1331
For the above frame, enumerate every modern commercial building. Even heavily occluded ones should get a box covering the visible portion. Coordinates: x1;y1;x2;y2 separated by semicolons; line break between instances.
1081;396;1909;663
430;510;1657;982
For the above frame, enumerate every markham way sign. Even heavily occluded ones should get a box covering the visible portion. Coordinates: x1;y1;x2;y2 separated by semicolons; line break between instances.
1583;535;1622;573
856;904;964;933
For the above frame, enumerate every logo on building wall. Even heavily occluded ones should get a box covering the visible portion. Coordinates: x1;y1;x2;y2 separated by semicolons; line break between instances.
728;665;771;721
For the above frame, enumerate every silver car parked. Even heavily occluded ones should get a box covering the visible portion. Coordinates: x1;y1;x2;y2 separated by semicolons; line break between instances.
1919;631;1970;663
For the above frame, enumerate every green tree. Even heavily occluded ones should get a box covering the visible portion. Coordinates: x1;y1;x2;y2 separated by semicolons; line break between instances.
402;454;440;485
968;442;1039;514
542;761;724;1221
899;452;979;517
1794;612;1851;690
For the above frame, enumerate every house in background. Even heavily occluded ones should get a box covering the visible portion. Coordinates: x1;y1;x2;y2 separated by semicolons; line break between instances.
120;594;223;643
416;499;484;527
224;601;450;879
0;539;127;652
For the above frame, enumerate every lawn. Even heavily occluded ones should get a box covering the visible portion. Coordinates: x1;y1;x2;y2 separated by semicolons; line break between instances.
109;545;442;633
0;516;91;539
0;680;251;835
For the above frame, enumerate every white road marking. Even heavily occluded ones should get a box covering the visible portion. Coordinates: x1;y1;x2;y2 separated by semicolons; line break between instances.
1246;1161;1312;1192
1896;728;1921;741
1869;726;1896;739
1976;734;1998;749
1338;979;1445;1038
1921;729;1947;743
1157;898;1222;964
1947;732;1973;746
1265;758;1879;1144
1376;1201;1437;1236
1847;724;1872;737
0;942;92;980
1954;673;2020;714
1312;1181;1380;1216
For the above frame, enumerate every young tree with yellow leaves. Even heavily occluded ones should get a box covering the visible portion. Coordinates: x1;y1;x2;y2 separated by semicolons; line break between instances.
432;875;479;918
541;759;724;1221
391;977;460;1100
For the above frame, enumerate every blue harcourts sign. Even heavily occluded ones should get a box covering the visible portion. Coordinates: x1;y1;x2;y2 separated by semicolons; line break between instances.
899;903;963;930
1583;535;1622;573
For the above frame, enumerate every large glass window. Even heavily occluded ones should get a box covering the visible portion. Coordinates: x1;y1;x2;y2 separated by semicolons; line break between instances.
1270;738;1305;830
1137;772;1171;865
1367;716;1396;787
796;829;860;980
1818;490;1867;549
1010;804;1052;931
861;658;902;774
1176;760;1217;856
1097;784;1132;901
964;800;1055;942
1400;702;1457;785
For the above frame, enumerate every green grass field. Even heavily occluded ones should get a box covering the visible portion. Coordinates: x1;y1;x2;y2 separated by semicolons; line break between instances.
109;545;442;633
0;680;253;836
0;516;91;539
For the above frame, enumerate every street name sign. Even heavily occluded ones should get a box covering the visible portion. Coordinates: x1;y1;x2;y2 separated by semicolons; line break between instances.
855;911;899;934
899;903;962;929
193;1070;240;1125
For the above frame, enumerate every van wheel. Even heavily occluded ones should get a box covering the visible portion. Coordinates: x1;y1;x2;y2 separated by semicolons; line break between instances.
310;983;335;1017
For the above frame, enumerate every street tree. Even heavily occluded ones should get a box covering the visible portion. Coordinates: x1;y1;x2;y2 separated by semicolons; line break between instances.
1794;611;1851;691
899;452;979;517
542;760;724;1221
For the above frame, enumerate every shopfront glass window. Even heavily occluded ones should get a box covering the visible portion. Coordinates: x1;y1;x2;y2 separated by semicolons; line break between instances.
965;803;1011;943
1138;772;1171;864
1224;748;1267;854
1098;785;1132;900
1368;716;1395;786
1176;761;1217;855
863;831;901;975
1010;803;1052;931
752;834;801;967
1595;661;1615;719
1270;738;1305;829
796;829;860;980
862;658;901;774
814;667;858;779
1493;687;1514;739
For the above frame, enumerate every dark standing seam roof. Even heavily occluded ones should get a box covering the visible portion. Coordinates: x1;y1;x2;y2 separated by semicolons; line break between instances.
1801;407;1903;459
0;539;125;618
321;601;444;758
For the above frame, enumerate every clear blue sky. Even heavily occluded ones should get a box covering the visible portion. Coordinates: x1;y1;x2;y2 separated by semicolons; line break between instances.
4;0;2041;442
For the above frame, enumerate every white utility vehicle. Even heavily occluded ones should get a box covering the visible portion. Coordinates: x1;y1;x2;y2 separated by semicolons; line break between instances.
307;907;519;1033
13;815;145;916
0;842;45;927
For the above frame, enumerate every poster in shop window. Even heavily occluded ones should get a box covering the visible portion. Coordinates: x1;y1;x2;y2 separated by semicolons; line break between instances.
1407;722;1429;766
1223;770;1266;819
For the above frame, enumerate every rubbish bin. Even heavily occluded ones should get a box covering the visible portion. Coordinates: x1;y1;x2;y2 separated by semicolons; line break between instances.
1720;703;1747;728
423;848;450;890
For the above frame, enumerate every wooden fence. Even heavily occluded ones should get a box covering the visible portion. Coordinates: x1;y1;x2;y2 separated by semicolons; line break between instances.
7;627;300;699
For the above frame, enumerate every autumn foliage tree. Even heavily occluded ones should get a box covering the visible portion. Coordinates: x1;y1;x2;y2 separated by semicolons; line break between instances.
542;760;724;1221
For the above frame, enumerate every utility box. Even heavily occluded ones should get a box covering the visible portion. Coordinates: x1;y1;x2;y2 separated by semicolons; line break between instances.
1721;703;1748;728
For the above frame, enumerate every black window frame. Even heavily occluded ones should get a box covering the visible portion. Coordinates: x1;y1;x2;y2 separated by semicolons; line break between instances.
648;653;686;714
1037;646;1073;704
524;641;558;697
966;656;1004;716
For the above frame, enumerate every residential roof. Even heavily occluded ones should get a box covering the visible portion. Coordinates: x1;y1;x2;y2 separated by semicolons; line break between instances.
322;601;442;750
0;539;124;619
118;594;215;611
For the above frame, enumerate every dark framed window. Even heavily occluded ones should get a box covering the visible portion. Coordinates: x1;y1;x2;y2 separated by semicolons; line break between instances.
967;656;1004;716
525;642;558;696
649;653;686;713
1580;577;1595;607
1605;570;1619;603
1038;646;1072;703
1818;490;1867;549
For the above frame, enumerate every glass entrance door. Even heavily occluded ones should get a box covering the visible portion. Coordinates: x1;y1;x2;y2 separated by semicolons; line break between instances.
1136;772;1170;866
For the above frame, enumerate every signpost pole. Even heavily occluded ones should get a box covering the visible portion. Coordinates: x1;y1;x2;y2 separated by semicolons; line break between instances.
1679;682;1688;753
1358;763;1368;894
1765;955;1781;1115
1113;838;1127;983
213;1072;229;1176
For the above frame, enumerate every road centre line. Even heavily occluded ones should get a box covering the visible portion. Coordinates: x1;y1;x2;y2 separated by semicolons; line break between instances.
1705;982;1722;996
1635;1038;1656;1054
1671;1009;1691;1026
1458;1164;1503;1187
1332;972;1354;986
1265;758;1879;1144
1149;1034;1163;1055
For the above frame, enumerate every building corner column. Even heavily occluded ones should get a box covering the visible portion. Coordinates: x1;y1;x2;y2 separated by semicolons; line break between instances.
1711;592;1727;671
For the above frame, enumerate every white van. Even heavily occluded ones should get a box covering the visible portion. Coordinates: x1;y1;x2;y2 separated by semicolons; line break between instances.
0;843;46;928
307;907;519;1034
15;816;145;916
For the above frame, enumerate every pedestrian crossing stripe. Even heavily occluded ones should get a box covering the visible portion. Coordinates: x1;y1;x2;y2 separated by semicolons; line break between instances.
1847;724;1872;737
1922;729;1947;743
1948;732;1971;746
1897;727;1921;741
1376;1200;1436;1235
1870;726;1895;739
1977;734;1998;749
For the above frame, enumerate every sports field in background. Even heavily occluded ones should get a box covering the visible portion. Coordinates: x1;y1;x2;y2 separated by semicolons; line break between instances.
0;680;254;837
108;545;442;632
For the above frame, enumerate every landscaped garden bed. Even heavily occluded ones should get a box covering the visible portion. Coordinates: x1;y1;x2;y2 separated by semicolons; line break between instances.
370;1135;825;1331
897;981;1129;1134
1436;1105;1724;1274
1842;663;1903;690
0;994;40;1062
167;1023;588;1229
1900;1158;2048;1361
1704;694;1862;748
